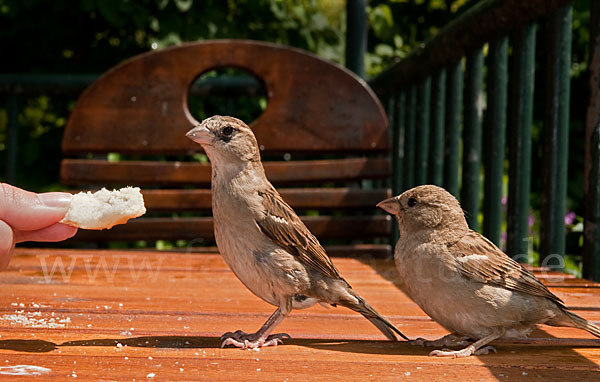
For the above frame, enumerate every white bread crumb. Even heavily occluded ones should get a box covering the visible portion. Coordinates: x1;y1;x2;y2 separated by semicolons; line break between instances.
61;187;146;230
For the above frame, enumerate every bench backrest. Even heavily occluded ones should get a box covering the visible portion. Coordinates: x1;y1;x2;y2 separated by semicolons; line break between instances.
61;40;392;257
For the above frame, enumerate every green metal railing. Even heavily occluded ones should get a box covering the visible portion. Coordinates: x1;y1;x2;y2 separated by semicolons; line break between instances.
370;0;600;281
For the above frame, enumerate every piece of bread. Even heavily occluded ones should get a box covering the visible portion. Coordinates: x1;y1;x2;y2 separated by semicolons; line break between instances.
60;187;146;230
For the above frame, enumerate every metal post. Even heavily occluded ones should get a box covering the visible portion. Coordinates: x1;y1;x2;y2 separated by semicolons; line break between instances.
483;36;508;246
444;60;463;198
416;77;431;186
540;5;572;269
507;24;536;260
429;69;446;186
462;47;484;231
345;0;367;78
584;0;600;281
404;86;417;189
392;92;406;196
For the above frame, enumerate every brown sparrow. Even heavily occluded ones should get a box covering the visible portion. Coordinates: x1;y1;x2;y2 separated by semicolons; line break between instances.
378;184;600;357
186;115;407;349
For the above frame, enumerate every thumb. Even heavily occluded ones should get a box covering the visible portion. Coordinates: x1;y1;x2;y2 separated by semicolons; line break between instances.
0;184;72;231
0;220;15;270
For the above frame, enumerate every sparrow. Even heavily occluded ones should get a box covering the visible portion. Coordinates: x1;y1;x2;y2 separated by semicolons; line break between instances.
186;115;407;349
378;184;600;358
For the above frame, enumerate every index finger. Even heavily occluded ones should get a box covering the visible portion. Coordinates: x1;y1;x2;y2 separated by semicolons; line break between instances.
0;183;72;231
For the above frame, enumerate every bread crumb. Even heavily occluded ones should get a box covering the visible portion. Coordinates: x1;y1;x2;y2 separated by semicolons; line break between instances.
61;187;146;230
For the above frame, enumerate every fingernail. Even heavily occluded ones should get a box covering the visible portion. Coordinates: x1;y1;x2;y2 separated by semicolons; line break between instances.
38;192;72;209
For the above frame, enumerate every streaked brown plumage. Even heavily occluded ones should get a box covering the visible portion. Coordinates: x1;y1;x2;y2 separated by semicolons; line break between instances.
256;188;341;280
378;184;600;357
186;115;407;349
449;231;564;305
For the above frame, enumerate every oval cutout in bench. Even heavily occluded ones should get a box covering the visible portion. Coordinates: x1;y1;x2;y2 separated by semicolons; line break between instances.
187;67;267;126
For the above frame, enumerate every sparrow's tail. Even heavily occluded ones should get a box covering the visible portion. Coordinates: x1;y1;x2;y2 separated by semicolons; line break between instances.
563;310;600;338
339;290;409;341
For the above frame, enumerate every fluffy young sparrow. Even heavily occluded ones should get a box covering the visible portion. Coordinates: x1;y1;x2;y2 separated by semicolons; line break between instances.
186;115;407;349
378;185;600;358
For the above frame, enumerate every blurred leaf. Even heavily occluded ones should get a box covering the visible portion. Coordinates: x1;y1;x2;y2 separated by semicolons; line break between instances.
369;4;394;40
310;12;328;30
429;0;447;11
152;32;183;48
374;43;394;57
157;0;169;10
450;0;469;13
393;34;403;48
174;0;192;12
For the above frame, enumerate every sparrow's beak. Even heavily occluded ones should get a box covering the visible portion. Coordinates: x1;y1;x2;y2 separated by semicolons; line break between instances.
377;197;401;215
186;124;212;145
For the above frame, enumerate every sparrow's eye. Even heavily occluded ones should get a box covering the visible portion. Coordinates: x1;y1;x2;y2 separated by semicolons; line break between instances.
222;125;234;136
407;197;417;207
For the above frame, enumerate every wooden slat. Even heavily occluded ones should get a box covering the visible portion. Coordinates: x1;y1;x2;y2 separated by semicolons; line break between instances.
68;215;392;242
60;158;392;186
139;188;391;211
145;244;393;258
62;40;388;154
320;244;391;258
143;189;211;211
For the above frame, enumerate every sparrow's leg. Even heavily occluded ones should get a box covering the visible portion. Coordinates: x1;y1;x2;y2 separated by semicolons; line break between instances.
411;333;471;347
221;307;290;349
429;327;505;358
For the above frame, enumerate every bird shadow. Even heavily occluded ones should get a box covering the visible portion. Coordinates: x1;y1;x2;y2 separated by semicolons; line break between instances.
1;333;597;358
352;255;600;377
0;335;414;355
0;336;220;353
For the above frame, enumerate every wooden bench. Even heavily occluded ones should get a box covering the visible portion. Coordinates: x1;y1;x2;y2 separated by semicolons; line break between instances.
60;39;393;257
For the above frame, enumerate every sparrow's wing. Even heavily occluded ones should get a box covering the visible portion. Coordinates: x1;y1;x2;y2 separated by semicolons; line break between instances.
256;188;342;280
448;230;564;306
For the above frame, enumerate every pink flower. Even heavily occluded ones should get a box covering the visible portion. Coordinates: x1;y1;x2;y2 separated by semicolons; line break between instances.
565;211;576;225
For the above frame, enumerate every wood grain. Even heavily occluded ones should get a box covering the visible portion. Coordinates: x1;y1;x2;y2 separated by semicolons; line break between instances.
58;40;392;256
0;248;598;381
62;40;388;154
60;158;391;186
67;215;392;242
139;188;392;211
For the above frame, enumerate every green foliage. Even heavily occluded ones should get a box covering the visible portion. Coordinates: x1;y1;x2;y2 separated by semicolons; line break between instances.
365;0;479;76
0;0;594;262
0;0;347;190
0;0;346;73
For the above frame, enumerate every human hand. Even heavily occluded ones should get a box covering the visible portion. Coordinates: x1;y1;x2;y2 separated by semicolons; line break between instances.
0;183;77;270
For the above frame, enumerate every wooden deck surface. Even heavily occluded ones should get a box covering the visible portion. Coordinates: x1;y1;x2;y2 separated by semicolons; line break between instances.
0;248;599;380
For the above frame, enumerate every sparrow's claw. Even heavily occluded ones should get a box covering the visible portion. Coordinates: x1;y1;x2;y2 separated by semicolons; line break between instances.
429;347;472;358
220;329;248;341
220;330;291;349
429;344;495;358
